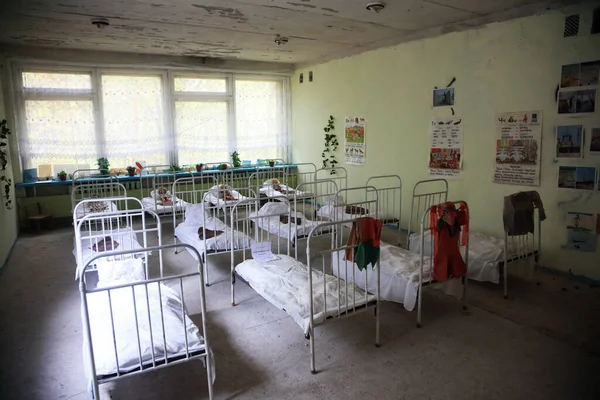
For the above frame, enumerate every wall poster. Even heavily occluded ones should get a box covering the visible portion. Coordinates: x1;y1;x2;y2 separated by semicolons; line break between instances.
493;110;542;186
344;116;366;165
429;117;463;178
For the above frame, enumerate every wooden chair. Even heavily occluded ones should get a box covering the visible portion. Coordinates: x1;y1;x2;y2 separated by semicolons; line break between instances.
24;202;54;234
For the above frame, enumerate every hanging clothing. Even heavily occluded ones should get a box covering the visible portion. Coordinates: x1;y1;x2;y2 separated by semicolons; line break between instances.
344;217;382;271
429;202;469;282
502;191;546;236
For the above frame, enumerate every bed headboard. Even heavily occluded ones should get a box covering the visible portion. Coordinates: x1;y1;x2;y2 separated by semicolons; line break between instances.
71;182;128;211
408;179;449;249
316;167;347;192
366;175;402;229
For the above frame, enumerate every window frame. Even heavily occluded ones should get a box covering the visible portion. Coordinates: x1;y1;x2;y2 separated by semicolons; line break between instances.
12;63;290;169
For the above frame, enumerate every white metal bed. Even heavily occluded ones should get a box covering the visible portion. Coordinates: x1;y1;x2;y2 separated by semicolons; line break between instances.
172;176;254;286
73;202;160;279
79;240;214;400
407;179;541;298
140;165;186;215
230;196;380;373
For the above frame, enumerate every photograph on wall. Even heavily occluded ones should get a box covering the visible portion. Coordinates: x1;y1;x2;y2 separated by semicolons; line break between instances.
558;89;596;114
560;63;580;88
555;125;583;159
590;128;600;153
493;111;542;186
429;117;463;178
565;212;597;252
432;88;455;107
580;60;600;86
558;165;597;190
344;116;366;165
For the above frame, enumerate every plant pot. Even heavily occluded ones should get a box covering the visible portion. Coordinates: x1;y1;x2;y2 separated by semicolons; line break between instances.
128;170;135;177
269;162;275;167
196;165;203;172
59;175;67;181
220;164;227;170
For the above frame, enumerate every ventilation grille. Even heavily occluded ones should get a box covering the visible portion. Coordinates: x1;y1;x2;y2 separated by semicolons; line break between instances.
564;14;580;37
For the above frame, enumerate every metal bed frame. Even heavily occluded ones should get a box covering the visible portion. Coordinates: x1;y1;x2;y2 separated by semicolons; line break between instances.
366;175;402;230
73;203;160;279
315;166;347;191
417;200;469;328
229;198;380;373
409;179;541;299
139;165;182;217
171;176;254;286
79;239;213;400
71;182;129;222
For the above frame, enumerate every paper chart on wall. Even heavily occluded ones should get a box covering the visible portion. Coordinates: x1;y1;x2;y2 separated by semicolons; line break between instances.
429;117;463;178
344;116;366;165
493;110;542;186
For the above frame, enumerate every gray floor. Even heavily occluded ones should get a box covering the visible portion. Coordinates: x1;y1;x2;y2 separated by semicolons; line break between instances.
1;225;599;400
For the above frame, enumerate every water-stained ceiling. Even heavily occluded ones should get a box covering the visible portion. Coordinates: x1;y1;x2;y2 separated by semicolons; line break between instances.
0;0;575;65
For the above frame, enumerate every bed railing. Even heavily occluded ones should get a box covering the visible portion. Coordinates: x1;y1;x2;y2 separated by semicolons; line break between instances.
72;184;131;219
171;175;218;232
79;243;213;400
367;175;402;229
316;167;347;191
408;179;449;249
418;200;469;328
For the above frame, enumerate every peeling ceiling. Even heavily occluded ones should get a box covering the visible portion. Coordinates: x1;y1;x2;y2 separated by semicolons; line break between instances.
0;0;576;65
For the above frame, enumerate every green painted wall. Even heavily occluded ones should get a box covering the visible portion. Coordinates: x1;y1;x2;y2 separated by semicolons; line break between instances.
291;4;600;279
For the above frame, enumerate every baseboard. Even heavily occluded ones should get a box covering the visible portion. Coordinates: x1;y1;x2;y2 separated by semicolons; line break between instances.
539;265;600;286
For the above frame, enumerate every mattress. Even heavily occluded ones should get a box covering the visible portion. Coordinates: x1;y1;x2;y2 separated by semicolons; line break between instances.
142;197;186;214
259;184;307;199
203;190;250;209
331;242;432;311
248;210;320;241
316;205;378;227
409;231;527;284
174;221;252;259
73;227;145;279
84;279;210;380
235;255;375;334
73;200;120;221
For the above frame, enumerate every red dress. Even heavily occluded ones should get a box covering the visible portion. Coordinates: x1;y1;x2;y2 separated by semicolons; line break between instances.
429;202;469;282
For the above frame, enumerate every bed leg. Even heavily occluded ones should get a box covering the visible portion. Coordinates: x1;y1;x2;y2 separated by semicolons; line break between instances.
90;379;99;400
309;325;316;374
416;285;423;328
504;262;508;300
231;272;236;306
462;275;468;311
375;306;381;348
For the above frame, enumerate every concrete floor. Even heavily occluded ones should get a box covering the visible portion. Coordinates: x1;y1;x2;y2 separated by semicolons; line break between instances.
1;225;599;400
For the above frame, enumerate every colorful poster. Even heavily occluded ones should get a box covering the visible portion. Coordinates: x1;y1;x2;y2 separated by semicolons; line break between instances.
493;110;542;186
429;117;463;178
344;116;366;165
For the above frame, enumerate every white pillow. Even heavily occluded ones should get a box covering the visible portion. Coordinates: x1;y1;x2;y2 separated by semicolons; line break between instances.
185;203;207;225
97;258;145;287
259;201;289;215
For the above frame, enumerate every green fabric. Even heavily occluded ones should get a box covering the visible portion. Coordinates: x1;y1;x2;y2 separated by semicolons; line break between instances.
354;243;380;271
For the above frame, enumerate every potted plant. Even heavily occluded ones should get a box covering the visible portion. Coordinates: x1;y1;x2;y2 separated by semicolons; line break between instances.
196;163;204;172
231;151;241;168
218;163;228;171
126;166;136;177
97;157;110;175
267;159;275;167
58;170;68;181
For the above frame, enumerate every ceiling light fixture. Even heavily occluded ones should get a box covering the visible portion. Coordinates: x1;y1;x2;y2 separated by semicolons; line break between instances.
365;2;385;13
274;34;289;45
91;17;110;28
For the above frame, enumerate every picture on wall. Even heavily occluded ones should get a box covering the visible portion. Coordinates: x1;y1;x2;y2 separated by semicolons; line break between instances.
590;128;600;153
429;117;463;178
580;61;600;86
565;212;597;253
433;88;454;107
344;116;366;165
558;89;596;114
555;125;583;159
561;63;580;88
558;165;597;190
493;110;542;186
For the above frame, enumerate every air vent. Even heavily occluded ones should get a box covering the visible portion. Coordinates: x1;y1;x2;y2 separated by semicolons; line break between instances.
563;14;580;37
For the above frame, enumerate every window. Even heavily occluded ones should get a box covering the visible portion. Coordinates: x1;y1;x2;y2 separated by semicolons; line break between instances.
16;67;290;171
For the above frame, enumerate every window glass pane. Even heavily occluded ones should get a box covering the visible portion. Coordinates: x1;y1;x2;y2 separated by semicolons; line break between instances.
102;75;167;167
235;80;284;163
175;101;229;165
22;72;92;90
174;77;227;93
22;100;96;169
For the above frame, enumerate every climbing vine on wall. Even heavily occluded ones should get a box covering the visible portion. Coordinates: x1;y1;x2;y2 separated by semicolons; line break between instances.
321;115;339;175
0;119;13;209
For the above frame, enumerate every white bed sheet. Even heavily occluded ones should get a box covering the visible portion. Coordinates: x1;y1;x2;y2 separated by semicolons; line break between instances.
85;279;211;379
236;255;375;334
259;184;307;199
316;205;378;227
248;210;319;241
175;221;252;259
408;231;523;284
331;242;431;311
142;197;186;214
73;227;145;278
203;190;250;209
74;200;119;220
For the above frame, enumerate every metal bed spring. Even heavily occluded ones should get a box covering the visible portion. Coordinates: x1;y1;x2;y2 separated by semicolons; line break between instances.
79;243;214;400
418;200;469;328
366;175;402;230
74;206;162;279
